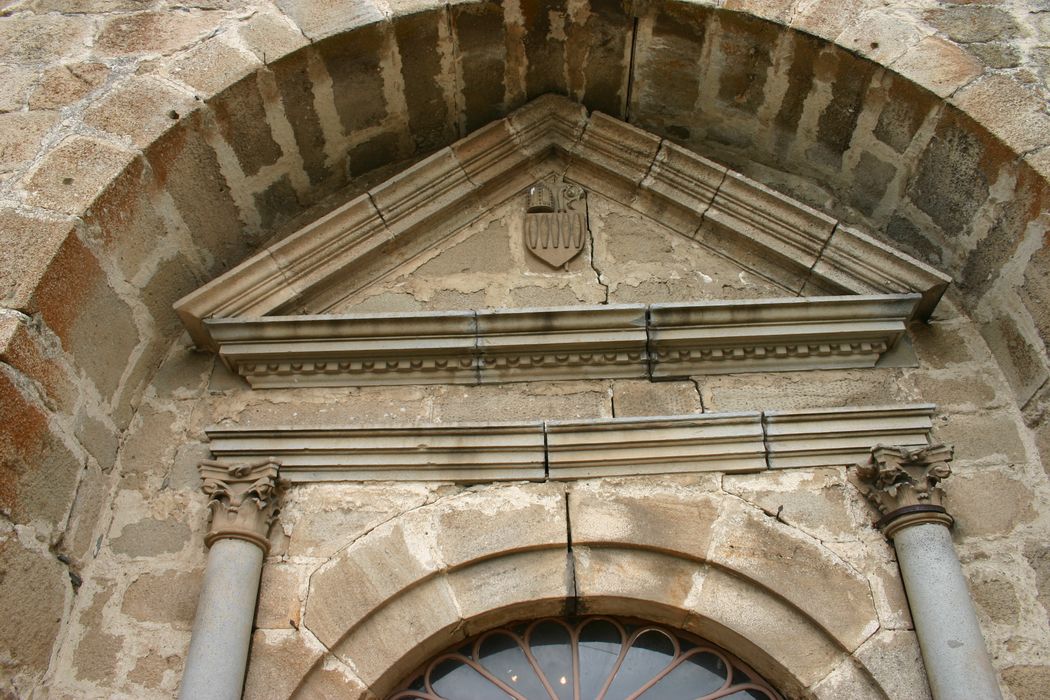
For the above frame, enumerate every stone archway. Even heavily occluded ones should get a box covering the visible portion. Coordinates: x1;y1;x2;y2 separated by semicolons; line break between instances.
261;481;902;699
4;2;1050;698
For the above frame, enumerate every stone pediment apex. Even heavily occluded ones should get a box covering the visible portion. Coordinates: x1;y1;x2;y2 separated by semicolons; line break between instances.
174;95;950;353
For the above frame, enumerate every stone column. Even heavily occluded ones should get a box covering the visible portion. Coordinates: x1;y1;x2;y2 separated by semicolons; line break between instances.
852;444;1002;700
179;459;284;700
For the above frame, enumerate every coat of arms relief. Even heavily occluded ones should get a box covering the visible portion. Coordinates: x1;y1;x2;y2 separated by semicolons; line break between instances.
523;176;588;268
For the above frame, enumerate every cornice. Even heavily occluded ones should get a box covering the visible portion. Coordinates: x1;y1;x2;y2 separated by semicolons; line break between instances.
204;404;935;483
206;294;918;389
174;96;951;352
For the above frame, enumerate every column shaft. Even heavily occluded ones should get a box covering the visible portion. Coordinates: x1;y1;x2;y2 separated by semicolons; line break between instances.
894;523;1002;700
179;538;265;700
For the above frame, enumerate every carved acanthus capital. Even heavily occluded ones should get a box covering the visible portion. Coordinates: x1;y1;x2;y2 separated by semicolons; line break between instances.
851;443;954;537
198;458;286;552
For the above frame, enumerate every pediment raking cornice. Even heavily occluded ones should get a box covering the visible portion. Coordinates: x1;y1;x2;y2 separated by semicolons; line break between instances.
174;95;951;385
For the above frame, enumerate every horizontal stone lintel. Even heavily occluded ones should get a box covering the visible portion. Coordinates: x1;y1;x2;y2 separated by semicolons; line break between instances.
207;294;920;389
205;404;935;482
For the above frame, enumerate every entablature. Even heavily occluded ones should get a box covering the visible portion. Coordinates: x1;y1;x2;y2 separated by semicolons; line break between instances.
206;293;920;388
205;403;935;483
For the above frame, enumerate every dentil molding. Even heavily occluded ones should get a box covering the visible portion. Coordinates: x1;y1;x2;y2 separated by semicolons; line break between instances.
206;294;920;389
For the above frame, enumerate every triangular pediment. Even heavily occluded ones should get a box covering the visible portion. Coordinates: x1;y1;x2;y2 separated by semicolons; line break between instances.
174;96;950;388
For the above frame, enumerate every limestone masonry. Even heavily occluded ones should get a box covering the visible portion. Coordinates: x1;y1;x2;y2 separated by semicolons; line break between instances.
1;1;1050;698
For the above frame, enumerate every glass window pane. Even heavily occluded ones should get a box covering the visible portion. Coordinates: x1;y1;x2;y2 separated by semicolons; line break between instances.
603;629;676;700
578;619;624;697
529;620;574;700
429;658;515;700
637;652;728;699
477;632;550;700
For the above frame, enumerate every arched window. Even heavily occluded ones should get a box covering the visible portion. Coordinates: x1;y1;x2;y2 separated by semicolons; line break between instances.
389;617;784;700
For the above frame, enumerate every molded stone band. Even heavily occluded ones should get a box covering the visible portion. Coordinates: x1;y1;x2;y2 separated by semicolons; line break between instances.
877;504;954;539
205;404;935;482
205;294;920;389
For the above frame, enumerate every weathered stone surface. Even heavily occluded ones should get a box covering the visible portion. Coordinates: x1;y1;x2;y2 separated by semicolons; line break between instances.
723;469;857;542
953;75;1050;155
1025;539;1050;622
71;583;121;683
943;469;1035;537
127;652;180;691
569;480;720;560
451;2;509;132
701;370;913;412
145;111;248;270
283;485;432;557
0;111;57;173
73;411;118;472
449;549;571;634
854;630;931;700
707;498;878;651
890;36;983;98
573;546;699;617
23;136;135;216
0;209;73;309
275;0;388;40
109;517;191;557
61;461;111;562
430;382;611;422
28;62;108;110
121;569;202;629
210;73;284;178
163;38;261;100
1003;665;1050;700
925;5;1019;44
610;379;702;417
304;518;443;649
330;575;462;688
0;368;83;526
689;566;845;689
932;410;1027;465
94;11;220;56
242;631;333;700
0;533;68;682
0;312;75;414
83;76;195;148
808;655;885;700
256;564;303;630
969;567;1022;624
0;13;90;62
430;483;566;567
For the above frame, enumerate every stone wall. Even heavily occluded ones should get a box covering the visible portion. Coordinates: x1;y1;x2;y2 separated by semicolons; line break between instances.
27;192;1050;699
1;0;1050;697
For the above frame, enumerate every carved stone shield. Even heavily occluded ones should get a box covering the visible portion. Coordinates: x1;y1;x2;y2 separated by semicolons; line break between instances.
523;177;587;268
524;212;585;267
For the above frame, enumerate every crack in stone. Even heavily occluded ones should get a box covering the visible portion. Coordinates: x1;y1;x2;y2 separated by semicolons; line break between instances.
585;200;609;303
564;490;579;617
688;377;705;412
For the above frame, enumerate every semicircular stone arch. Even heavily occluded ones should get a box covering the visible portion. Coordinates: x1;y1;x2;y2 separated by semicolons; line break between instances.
273;481;896;700
3;1;1050;697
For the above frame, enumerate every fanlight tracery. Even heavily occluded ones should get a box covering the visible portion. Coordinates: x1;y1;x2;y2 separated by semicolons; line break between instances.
389;617;783;700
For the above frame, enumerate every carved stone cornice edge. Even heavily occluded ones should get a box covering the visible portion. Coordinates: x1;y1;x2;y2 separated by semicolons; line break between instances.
174;96;952;352
205;404;935;483
206;294;919;389
850;443;955;538
199;458;286;552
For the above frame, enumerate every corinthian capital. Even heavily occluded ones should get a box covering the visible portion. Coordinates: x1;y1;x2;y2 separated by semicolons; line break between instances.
851;444;954;537
198;458;285;552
